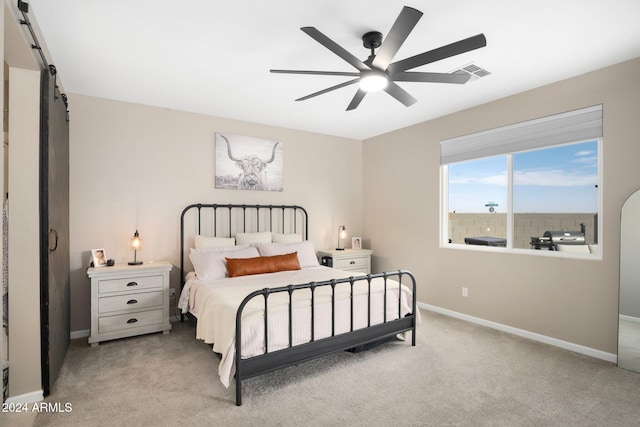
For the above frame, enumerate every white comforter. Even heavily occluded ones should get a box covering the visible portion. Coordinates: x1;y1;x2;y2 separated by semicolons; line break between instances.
178;266;418;387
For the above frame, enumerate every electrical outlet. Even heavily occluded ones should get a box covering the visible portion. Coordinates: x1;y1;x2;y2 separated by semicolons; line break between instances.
462;287;468;297
169;288;176;299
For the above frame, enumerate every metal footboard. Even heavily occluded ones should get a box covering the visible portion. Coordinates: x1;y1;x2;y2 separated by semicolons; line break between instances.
234;270;417;406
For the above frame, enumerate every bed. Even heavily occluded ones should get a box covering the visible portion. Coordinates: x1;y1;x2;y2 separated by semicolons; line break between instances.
178;203;418;405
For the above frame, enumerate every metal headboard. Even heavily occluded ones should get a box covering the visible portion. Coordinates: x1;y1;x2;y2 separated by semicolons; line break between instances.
180;203;309;289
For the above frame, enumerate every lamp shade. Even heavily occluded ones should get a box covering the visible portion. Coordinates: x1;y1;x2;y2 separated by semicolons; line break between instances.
131;230;141;249
128;230;143;265
336;225;347;250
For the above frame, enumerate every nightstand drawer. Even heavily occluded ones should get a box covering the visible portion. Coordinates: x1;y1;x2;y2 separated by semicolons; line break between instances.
98;290;163;314
98;274;163;294
334;256;369;270
98;309;164;333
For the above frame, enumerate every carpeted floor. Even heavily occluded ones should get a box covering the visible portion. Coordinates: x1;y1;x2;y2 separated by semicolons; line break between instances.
7;309;640;426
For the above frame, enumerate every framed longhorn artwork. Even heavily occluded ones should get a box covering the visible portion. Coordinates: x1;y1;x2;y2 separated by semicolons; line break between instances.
214;133;284;192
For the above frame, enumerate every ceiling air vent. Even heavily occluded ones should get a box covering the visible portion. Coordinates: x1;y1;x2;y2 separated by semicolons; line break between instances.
451;63;491;82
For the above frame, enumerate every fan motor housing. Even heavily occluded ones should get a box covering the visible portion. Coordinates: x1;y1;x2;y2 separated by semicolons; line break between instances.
362;31;383;49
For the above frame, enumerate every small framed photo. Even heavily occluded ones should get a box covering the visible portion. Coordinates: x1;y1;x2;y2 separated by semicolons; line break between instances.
91;249;108;267
352;237;362;250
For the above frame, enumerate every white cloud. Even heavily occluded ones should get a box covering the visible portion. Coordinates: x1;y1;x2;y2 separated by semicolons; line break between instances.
574;150;594;156
515;169;596;186
450;173;506;186
572;155;598;165
451;168;596;187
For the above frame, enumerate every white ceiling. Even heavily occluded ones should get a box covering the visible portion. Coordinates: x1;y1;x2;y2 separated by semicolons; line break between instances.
26;0;640;140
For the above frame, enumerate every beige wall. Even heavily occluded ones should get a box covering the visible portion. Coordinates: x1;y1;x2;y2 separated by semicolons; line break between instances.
363;57;640;354
7;67;41;398
69;95;364;332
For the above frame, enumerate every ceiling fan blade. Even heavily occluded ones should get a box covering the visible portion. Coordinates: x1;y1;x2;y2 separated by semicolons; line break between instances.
384;82;418;107
387;34;487;74
372;6;423;70
346;89;367;111
295;78;360;102
392;71;471;84
271;69;360;77
301;27;370;72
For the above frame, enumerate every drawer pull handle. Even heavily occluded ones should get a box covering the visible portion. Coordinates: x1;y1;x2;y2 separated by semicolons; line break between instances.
126;282;138;287
350;261;356;265
127;318;138;324
126;299;138;305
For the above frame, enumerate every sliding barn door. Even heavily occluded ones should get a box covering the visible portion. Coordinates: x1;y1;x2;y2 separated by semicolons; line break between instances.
40;67;70;396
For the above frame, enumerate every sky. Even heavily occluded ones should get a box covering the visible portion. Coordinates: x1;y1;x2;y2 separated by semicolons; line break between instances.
447;140;599;213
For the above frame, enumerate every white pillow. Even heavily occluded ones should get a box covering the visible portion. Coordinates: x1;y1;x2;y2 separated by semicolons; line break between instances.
189;244;249;254
189;246;259;280
257;241;319;268
273;233;304;244
194;235;235;249
236;231;272;246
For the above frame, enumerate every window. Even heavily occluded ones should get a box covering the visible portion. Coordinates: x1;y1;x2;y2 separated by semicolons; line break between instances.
441;105;602;256
447;156;507;245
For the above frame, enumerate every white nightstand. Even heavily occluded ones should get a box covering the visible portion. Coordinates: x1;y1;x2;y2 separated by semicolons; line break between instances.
317;249;373;274
87;261;172;347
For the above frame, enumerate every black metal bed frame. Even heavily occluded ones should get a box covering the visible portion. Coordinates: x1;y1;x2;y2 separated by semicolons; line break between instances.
179;204;417;406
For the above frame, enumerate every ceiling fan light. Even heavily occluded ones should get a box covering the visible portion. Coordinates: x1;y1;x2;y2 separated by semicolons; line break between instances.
359;72;388;92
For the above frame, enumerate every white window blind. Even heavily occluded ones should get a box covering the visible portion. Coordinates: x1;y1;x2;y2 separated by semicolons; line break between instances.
440;105;602;164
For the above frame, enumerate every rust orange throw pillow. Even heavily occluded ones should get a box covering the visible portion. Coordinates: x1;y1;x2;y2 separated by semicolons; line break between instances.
226;252;301;277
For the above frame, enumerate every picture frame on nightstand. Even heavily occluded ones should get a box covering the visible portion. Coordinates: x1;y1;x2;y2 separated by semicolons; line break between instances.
91;248;108;267
352;237;362;249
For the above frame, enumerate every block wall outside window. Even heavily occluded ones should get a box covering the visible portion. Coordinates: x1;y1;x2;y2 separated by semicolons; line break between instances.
448;213;597;249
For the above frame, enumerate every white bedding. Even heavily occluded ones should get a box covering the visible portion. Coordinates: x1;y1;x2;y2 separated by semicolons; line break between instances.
178;266;419;387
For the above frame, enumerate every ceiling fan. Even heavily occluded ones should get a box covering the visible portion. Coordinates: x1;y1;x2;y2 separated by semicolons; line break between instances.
270;6;487;111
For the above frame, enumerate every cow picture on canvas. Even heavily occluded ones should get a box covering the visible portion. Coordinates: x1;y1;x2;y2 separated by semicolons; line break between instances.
215;133;283;192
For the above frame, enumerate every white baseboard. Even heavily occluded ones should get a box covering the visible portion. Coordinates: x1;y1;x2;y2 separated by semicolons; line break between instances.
5;389;43;405
619;314;640;324
70;329;89;340
419;302;617;364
